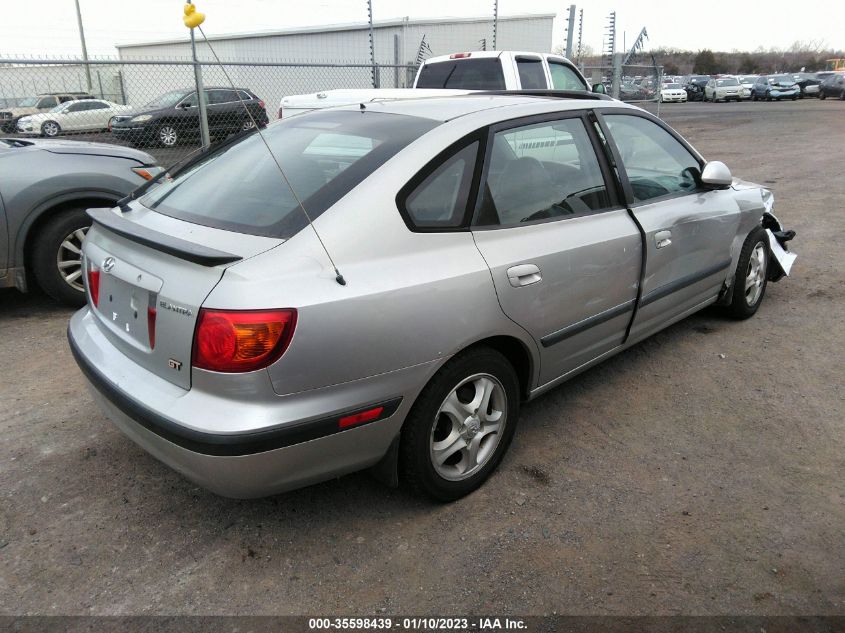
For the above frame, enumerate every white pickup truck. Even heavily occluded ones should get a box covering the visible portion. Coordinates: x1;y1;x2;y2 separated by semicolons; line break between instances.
278;51;601;118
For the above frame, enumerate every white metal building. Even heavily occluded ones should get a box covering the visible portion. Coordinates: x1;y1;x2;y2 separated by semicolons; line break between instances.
116;14;555;66
111;14;555;114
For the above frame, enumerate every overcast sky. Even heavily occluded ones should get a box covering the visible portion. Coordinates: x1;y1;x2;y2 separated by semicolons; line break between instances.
0;0;840;59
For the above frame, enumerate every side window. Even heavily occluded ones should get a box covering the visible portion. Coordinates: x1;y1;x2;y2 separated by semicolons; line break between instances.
58;96;73;103
209;89;237;104
37;96;58;108
87;102;108;110
516;58;548;89
66;102;88;112
403;142;478;229
475;117;612;227
548;61;587;91
237;90;252;101
603;114;701;203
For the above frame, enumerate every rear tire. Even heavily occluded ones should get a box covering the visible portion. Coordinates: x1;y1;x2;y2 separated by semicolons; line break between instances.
725;226;769;320
31;207;91;307
399;347;520;502
819;92;826;100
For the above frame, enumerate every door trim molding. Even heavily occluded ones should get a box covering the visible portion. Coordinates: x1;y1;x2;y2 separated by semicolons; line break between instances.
541;298;636;348
640;258;732;307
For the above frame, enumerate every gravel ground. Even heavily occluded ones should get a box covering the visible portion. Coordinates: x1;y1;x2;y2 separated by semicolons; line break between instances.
1;100;843;616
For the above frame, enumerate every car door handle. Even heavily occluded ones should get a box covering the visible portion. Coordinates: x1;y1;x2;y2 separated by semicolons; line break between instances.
655;230;672;249
507;264;542;287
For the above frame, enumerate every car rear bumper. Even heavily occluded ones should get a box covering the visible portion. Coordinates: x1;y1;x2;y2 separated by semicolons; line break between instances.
68;308;435;497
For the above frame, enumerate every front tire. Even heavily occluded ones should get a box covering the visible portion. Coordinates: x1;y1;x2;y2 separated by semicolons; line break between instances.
819;91;826;100
31;207;91;307
157;124;179;147
726;226;769;320
41;120;61;137
399;347;520;502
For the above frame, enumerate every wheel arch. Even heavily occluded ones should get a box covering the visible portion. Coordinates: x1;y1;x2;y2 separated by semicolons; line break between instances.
16;190;121;290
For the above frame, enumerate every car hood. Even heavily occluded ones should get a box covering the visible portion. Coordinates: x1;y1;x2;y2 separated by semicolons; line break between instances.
0;106;39;117
112;105;175;124
25;138;156;163
770;82;797;89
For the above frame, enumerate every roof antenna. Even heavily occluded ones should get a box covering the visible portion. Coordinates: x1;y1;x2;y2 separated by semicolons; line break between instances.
194;23;347;286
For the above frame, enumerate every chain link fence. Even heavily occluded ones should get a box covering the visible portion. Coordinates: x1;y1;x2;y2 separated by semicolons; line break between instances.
0;57;418;164
1;56;667;166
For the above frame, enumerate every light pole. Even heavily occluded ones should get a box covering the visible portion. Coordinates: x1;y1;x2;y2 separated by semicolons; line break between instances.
74;0;92;92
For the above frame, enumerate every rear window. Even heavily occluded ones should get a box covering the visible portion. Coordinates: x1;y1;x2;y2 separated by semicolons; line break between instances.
416;58;506;90
141;110;438;239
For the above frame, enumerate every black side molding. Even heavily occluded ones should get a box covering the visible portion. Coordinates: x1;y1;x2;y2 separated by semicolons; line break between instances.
640;259;732;308
68;329;402;457
87;208;242;267
476;89;612;101
541;299;635;348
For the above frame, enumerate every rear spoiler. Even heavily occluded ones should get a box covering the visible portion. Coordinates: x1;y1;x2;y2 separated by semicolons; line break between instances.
87;208;241;267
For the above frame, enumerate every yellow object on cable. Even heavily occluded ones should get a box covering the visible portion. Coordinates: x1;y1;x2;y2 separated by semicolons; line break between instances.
183;2;205;28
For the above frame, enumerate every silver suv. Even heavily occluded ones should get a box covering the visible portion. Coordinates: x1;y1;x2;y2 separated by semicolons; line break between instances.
68;94;795;501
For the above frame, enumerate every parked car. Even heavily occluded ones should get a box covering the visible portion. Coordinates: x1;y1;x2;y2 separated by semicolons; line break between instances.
110;87;269;147
0;137;161;305
68;93;795;501
750;75;800;101
15;99;134;137
790;72;821;98
682;75;710;101
817;73;845;99
659;82;687;102
279;51;599;118
704;77;742;102
0;92;94;133
736;75;758;100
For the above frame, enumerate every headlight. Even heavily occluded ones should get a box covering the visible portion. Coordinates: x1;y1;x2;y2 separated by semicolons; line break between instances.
130;114;152;123
19;116;31;123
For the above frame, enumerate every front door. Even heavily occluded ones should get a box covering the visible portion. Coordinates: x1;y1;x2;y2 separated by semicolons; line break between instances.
597;112;740;342
471;113;642;386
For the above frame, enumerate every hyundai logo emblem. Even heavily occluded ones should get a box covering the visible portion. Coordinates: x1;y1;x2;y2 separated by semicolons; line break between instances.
102;257;116;273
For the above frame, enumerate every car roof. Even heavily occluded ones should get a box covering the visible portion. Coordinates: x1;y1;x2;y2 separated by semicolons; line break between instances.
335;94;625;122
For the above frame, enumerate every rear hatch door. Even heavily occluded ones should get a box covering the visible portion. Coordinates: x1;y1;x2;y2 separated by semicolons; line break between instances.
82;203;283;390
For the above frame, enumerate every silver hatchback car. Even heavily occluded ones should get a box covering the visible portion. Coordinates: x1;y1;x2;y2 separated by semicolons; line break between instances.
68;94;795;501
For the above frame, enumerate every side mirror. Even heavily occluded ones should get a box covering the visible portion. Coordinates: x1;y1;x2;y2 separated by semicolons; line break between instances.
592;83;607;95
701;160;732;188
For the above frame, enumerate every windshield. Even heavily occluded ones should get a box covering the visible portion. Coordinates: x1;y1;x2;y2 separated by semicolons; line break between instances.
738;76;757;83
141;110;439;239
769;75;791;84
664;83;681;89
692;76;710;83
49;102;72;113
144;90;189;109
716;78;739;87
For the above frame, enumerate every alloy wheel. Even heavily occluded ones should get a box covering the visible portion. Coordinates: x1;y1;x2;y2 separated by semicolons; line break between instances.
42;121;60;137
56;226;88;292
745;242;767;306
159;125;178;146
429;373;507;481
241;119;256;130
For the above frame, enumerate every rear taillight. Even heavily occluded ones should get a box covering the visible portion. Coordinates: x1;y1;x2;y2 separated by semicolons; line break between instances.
87;265;100;307
258;99;265;109
277;106;283;119
192;309;297;373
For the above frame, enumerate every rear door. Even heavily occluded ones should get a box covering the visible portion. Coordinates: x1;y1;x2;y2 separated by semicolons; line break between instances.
596;111;740;342
513;55;549;89
471;112;642;385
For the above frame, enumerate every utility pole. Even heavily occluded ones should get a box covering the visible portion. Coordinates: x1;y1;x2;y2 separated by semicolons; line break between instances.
73;0;92;91
565;5;576;59
492;0;498;51
368;0;377;88
188;1;210;148
576;9;583;63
